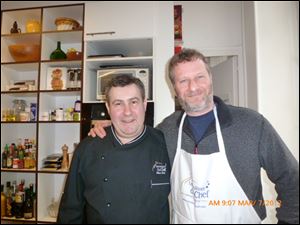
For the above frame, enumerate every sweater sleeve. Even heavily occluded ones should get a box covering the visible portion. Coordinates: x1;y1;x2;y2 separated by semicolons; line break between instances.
57;143;86;224
258;117;299;224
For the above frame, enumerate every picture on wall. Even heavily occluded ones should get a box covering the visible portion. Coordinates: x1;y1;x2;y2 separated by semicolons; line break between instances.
174;5;182;40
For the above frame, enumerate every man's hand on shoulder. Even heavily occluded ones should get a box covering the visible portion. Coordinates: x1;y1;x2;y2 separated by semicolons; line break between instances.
88;120;111;138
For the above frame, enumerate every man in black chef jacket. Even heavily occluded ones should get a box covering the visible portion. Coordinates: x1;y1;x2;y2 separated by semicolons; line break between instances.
57;75;170;224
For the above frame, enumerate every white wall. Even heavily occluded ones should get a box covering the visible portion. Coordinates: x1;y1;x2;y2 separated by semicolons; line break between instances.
255;1;299;161
153;2;174;125
254;2;299;224
179;1;242;49
243;1;258;110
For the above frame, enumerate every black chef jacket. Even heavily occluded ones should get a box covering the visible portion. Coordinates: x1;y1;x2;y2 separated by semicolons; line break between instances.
57;126;170;224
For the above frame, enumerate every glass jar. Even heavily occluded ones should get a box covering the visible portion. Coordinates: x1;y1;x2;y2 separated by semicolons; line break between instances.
47;198;59;218
13;99;27;121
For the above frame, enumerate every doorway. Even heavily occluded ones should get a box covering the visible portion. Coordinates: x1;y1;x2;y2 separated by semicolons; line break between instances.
210;55;238;106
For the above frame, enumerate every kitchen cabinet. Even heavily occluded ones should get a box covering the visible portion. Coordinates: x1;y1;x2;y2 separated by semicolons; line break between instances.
84;1;155;41
1;3;84;223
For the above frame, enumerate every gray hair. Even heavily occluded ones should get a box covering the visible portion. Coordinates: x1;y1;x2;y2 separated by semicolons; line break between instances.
168;48;211;84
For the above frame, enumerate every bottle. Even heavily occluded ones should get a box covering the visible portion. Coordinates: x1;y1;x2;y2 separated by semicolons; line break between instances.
1;185;6;218
14;190;24;218
50;41;67;60
23;188;33;219
5;182;13;217
6;144;13;169
30;103;37;121
75;69;82;88
47;198;58;218
73;99;81;121
2;145;8;168
18;147;24;169
30;184;36;219
11;180;17;217
74;99;81;112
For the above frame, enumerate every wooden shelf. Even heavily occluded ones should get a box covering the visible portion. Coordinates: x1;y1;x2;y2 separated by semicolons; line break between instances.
1;3;84;224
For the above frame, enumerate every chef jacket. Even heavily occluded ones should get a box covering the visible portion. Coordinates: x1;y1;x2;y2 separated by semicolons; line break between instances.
57;126;170;224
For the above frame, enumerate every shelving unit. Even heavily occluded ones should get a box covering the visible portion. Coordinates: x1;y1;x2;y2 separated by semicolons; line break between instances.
1;3;84;224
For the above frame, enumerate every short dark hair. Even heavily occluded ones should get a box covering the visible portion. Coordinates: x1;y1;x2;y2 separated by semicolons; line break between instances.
168;48;211;84
105;74;145;103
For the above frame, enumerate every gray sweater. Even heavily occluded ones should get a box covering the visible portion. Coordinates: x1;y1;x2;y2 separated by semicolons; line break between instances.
157;96;299;224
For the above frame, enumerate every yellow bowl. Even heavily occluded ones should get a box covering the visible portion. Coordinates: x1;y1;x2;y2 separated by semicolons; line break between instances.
26;20;41;33
8;44;40;62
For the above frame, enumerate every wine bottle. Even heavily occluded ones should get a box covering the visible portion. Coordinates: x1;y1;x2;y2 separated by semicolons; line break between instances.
1;145;8;168
14;191;24;218
23;188;33;219
5;182;13;217
50;41;67;60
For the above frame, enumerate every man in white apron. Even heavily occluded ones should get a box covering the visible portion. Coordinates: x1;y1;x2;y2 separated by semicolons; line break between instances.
168;49;260;223
171;106;260;223
165;49;298;224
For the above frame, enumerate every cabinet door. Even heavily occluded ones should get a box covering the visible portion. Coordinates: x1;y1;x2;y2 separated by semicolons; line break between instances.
85;2;155;40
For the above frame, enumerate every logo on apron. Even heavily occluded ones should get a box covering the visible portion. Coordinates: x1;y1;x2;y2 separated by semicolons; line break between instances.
181;178;210;208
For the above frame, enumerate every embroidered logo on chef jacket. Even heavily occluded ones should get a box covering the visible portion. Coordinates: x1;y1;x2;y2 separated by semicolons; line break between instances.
152;161;167;175
181;178;210;208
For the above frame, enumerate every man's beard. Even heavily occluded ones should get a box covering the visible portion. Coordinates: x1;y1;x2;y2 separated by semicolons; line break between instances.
178;95;212;112
177;87;214;114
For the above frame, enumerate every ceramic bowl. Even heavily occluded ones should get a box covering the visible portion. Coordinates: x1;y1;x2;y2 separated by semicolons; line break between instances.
66;51;82;60
8;44;40;62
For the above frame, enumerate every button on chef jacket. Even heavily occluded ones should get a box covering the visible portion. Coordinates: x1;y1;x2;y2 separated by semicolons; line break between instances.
57;126;170;224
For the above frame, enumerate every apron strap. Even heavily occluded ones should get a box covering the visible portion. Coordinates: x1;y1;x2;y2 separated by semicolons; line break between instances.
213;106;226;154
176;112;186;151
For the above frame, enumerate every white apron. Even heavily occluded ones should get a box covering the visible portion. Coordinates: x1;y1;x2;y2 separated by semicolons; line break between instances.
170;106;261;224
